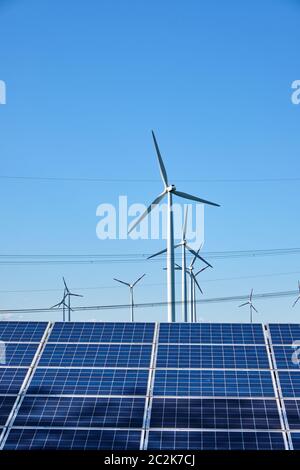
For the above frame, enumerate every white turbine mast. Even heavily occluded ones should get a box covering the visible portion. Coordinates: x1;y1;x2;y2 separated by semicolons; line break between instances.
128;131;219;323
114;274;146;322
239;288;258;323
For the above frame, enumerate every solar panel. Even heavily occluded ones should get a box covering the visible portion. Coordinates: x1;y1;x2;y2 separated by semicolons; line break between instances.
0;322;47;343
14;396;146;428
153;370;275;397
147;430;286;450
28;368;149;396
156;344;270;369
283;400;300;430
38;343;152;368
277;371;300;398
0;396;18;426
150;398;281;430
2;344;38;366
159;323;265;344
4;428;142;450
272;346;300;370
291;433;300;450
48;322;155;343
0;368;28;395
269;324;300;345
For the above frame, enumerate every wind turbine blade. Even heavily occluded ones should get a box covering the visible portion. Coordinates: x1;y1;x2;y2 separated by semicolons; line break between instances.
128;191;166;234
113;278;131;287
192;274;203;294
298;280;300;292
51;301;62;309
151;130;168;187
190;249;200;268
182;206;188;240
195;266;209;277
173;190;220;207
252;304;258;313
69;293;83;297
239;302;249;307
292;296;300;307
147;247;167;259
62;277;68;292
250;288;253;301
186;245;213;268
175;263;182;270
133;273;146;287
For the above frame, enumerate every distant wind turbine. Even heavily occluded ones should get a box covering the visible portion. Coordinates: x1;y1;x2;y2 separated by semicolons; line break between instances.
114;274;146;322
51;277;83;321
128;131;220;323
148;207;210;322
239;288;258;323
292;281;300;308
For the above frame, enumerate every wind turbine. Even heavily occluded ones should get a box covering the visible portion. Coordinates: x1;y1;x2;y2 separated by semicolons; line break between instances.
128;131;220;323
292;281;300;308
239;288;258;323
113;274;146;322
51;278;83;322
148;207;210;322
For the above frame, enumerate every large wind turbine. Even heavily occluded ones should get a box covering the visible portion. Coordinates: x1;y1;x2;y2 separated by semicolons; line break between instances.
239;289;258;323
51;277;83;322
128;131;220;322
114;274;146;322
292;281;300;308
148;208;211;322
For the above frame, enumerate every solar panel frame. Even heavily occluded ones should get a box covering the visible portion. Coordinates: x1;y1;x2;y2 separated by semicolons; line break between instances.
0;322;48;343
1;343;39;367
0;395;19;426
0;368;28;395
272;346;300;370
268;324;300;345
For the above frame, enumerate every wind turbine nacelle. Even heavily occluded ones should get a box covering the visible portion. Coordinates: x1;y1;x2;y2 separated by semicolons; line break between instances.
167;184;176;192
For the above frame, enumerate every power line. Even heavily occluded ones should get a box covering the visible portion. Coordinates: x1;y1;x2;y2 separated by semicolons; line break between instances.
0;289;298;315
0;175;300;184
0;247;299;265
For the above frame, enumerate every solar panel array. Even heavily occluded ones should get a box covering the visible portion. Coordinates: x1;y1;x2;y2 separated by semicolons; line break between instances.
0;321;299;450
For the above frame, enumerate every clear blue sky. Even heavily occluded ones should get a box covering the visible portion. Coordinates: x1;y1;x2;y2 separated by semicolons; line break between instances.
0;0;299;323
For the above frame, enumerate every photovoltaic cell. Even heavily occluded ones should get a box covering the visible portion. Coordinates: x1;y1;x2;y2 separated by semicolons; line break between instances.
28;368;149;396
48;322;154;343
0;396;18;426
269;324;300;345
3;428;141;450
39;343;152;368
147;431;285;450
283;400;300;429
273;346;300;370
278;371;300;398
291;433;300;449
159;323;265;344
0;368;28;395
0;322;47;343
156;344;270;369
150;398;281;430
2;344;38;366
14;396;146;428
153;370;275;397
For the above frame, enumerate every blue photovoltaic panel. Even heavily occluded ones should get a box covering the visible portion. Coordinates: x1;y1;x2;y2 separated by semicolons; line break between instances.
291;433;300;449
147;431;285;450
39;343;152;368
28;368;149;396
159;323;265;344
48;322;155;343
0;396;18;426
269;324;300;345
14;396;145;428
0;322;47;343
153;370;275;397
156;345;270;369
2;344;38;366
3;428;141;450
150;398;281;430
278;371;300;398
283;400;300;429
0;368;28;395
273;346;300;370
